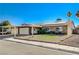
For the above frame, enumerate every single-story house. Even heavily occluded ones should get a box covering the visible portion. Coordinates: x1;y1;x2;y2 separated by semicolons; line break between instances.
10;20;75;36
42;20;75;35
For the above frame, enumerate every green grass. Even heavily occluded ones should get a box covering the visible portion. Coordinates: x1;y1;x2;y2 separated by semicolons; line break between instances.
17;34;62;43
33;34;60;42
36;34;58;39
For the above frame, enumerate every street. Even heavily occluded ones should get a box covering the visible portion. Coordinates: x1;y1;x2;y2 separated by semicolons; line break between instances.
0;39;76;55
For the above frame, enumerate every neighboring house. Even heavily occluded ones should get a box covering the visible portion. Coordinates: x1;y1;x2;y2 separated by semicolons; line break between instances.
11;20;75;36
75;25;79;34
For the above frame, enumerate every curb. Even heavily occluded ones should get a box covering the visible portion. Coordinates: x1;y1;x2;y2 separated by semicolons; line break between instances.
4;37;79;54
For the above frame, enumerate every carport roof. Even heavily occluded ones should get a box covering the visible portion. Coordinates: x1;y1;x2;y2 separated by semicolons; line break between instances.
16;24;42;28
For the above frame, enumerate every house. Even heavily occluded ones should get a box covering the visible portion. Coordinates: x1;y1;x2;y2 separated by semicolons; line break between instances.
42;20;75;35
10;20;75;36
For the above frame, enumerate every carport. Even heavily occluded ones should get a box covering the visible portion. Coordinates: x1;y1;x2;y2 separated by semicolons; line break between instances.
16;25;42;35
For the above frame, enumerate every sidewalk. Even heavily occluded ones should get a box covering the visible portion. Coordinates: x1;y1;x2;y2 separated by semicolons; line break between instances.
5;37;79;54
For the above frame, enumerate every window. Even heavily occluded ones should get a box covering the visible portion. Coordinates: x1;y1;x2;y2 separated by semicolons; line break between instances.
56;27;63;32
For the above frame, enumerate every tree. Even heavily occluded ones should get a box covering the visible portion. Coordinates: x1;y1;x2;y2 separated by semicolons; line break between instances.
2;20;11;26
67;11;72;17
76;11;79;18
0;20;11;32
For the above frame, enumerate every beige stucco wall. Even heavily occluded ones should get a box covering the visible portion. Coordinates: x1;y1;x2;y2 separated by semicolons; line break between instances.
47;26;56;31
67;20;75;36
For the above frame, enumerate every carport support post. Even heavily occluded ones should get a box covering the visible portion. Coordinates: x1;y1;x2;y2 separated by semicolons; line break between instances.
31;26;33;36
14;26;16;37
2;26;3;35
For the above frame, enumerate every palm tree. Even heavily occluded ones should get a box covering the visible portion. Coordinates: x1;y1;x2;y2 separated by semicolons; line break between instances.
67;11;72;17
67;11;72;22
76;11;79;18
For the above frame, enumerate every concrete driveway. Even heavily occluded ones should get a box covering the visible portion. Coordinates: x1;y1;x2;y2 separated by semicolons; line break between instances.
60;34;79;47
0;40;76;55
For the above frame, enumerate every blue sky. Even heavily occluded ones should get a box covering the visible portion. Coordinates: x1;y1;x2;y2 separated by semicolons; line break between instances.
0;3;79;26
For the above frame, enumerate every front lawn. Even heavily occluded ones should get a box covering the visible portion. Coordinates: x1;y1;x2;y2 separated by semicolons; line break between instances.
34;34;59;42
16;34;66;43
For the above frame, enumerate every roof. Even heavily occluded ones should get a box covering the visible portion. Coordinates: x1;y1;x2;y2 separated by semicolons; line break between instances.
42;22;67;27
42;20;75;28
16;24;42;28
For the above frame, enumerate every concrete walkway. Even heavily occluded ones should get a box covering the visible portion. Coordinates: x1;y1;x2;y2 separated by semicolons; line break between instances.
5;37;79;54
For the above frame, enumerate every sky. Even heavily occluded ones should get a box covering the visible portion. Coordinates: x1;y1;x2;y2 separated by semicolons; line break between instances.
0;3;79;26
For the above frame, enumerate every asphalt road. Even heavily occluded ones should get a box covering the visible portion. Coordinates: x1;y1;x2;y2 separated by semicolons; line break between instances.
0;40;76;55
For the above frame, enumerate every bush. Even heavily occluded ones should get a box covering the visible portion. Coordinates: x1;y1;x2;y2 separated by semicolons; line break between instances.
37;28;48;34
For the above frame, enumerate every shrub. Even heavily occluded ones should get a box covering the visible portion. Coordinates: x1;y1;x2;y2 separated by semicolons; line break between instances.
37;28;48;34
